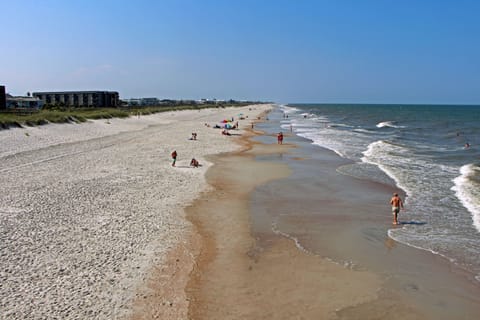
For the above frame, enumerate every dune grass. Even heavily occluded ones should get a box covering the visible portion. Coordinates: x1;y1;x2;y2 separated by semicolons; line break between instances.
0;104;242;129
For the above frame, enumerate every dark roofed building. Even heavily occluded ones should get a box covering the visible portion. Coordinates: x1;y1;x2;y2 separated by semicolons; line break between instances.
0;86;6;110
6;95;44;109
32;91;119;108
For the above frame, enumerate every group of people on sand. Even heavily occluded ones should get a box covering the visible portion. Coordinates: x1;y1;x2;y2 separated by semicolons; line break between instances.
171;114;244;168
170;150;200;168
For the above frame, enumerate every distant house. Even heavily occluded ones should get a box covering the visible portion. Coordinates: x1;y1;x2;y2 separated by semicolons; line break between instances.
124;97;160;107
6;94;44;110
33;91;119;108
140;97;160;106
159;99;176;106
124;98;142;107
198;98;220;105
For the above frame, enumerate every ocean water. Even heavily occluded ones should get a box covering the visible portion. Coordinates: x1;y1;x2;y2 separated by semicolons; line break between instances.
278;103;480;280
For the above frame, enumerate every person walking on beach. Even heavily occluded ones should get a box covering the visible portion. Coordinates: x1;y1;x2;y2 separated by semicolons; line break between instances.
277;132;284;144
171;150;177;167
390;193;404;225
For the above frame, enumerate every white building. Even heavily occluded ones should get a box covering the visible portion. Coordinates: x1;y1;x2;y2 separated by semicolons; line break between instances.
6;94;44;109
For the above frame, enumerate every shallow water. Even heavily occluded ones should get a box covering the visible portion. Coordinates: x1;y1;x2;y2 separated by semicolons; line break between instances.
248;105;480;318
258;104;480;281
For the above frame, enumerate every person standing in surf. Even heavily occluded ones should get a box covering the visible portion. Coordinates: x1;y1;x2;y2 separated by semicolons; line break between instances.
390;193;404;225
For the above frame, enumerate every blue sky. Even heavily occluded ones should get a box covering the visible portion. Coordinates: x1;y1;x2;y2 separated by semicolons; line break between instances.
1;0;479;104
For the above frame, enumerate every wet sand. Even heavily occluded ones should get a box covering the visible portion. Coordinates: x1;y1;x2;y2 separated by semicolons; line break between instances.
185;131;388;319
185;117;480;319
251;137;480;319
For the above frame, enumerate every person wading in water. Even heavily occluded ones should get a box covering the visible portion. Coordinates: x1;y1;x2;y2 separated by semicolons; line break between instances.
390;193;404;225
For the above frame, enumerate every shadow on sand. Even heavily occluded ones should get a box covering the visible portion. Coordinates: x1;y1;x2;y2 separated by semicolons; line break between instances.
399;221;427;225
174;165;203;169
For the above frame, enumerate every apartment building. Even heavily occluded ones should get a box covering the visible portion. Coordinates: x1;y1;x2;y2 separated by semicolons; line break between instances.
33;91;119;108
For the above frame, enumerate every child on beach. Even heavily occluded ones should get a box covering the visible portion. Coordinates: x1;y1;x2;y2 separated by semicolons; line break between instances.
171;150;177;167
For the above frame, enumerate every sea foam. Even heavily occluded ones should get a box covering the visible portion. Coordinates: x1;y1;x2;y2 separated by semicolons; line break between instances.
452;163;480;233
376;121;405;128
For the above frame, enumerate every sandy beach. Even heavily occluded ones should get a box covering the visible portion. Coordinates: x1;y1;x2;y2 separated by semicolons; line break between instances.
0;105;271;319
185;137;387;319
183;107;480;319
3;104;480;320
4;1;479;319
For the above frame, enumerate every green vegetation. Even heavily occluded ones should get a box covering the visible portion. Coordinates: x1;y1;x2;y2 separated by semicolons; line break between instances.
0;102;259;129
0;108;122;128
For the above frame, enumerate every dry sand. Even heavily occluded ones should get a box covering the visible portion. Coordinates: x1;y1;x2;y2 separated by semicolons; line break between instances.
0;105;271;319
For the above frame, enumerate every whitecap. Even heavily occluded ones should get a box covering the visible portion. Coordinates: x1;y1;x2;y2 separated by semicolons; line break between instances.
376;121;406;128
279;105;300;114
451;163;480;233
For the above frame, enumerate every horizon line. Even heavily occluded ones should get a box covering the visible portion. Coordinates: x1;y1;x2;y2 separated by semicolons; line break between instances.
282;102;480;106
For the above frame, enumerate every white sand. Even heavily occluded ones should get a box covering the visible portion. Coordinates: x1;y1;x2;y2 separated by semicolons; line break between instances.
0;105;272;319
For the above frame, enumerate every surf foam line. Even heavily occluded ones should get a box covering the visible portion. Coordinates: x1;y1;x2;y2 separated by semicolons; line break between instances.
387;228;480;283
376;121;405;128
361;140;412;199
451;163;480;233
271;216;360;270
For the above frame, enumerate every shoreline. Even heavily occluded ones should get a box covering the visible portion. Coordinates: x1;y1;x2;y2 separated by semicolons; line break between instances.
3;103;478;319
129;108;273;320
0;105;272;319
256;108;480;318
184;106;480;319
184;122;388;319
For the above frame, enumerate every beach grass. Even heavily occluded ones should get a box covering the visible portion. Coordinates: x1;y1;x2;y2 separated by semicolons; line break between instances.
0;103;250;129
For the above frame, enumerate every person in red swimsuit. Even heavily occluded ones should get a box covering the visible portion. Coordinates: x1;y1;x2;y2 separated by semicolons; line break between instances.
171;150;177;167
277;132;284;144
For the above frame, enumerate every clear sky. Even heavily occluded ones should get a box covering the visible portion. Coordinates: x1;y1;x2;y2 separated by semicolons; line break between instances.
2;0;479;104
